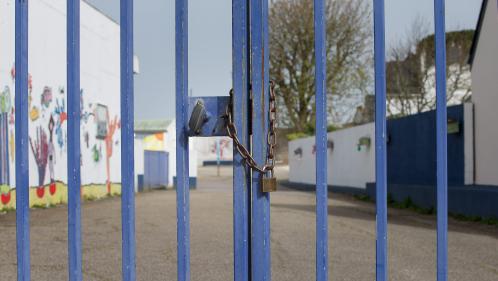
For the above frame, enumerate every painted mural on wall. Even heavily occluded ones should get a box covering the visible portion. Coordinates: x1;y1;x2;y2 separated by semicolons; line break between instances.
210;138;232;160
105;115;120;194
0;0;125;211
0;65;121;209
30;126;49;198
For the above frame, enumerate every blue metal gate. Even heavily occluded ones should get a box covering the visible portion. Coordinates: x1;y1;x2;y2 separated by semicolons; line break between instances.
12;0;450;280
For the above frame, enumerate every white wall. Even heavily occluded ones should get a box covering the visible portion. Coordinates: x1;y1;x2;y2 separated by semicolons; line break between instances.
463;103;474;185
134;136;144;190
471;0;498;186
194;137;233;166
288;123;375;189
0;0;122;187
163;122;198;186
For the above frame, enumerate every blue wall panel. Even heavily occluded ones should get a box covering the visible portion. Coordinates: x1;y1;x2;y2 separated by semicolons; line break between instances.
366;183;498;219
144;151;169;188
387;104;465;186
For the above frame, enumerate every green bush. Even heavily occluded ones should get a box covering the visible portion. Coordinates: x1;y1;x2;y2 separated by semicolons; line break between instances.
286;132;312;141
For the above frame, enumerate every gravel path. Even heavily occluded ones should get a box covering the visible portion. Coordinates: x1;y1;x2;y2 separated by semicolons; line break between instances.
0;166;497;280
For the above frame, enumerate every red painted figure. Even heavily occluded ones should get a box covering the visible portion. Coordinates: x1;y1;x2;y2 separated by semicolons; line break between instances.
105;114;120;194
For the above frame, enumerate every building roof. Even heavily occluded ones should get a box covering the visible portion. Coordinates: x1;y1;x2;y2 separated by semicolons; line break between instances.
468;0;487;68
83;0;119;27
135;119;173;134
387;30;473;96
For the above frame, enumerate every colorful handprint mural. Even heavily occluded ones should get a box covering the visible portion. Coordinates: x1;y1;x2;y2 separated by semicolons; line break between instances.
0;68;122;210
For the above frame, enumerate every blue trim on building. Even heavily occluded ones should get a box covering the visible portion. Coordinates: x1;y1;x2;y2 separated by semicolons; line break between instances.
203;160;233;166
366;183;498;219
280;181;367;196
173;176;197;189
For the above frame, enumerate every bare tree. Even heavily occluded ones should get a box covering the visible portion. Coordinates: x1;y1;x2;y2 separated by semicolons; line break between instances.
386;18;473;117
270;0;372;133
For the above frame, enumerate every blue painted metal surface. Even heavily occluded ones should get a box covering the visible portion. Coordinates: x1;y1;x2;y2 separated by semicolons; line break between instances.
120;0;136;280
67;0;82;280
232;0;251;279
434;0;448;280
187;96;229;137
175;0;191;280
173;176;198;189
250;0;271;280
15;0;30;280
314;0;328;280
373;0;388;280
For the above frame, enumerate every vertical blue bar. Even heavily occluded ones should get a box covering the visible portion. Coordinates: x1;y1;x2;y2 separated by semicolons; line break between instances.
434;0;448;280
15;0;30;280
67;0;82;280
120;0;136;280
175;0;190;280
232;0;250;280
314;0;328;280
373;0;388;280
250;0;271;280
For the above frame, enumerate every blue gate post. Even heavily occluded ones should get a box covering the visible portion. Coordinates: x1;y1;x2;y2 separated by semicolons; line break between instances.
120;0;137;280
373;0;388;280
250;0;271;279
175;0;191;280
314;0;328;280
434;0;448;280
15;0;30;280
67;0;82;280
232;0;251;280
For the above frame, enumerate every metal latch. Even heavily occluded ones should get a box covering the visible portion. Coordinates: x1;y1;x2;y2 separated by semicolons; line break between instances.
188;100;207;135
186;82;278;193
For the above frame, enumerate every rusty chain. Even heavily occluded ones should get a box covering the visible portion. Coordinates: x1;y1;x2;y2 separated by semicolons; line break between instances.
225;80;277;174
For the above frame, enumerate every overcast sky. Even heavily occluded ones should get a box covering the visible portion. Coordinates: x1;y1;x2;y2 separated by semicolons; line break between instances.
86;0;482;121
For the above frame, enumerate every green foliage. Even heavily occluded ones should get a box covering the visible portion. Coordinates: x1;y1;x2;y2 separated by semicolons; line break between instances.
286;124;339;141
450;213;498;226
286;132;312;141
32;203;50;209
327;125;339;132
354;194;373;202
83;194;99;201
0;206;15;214
388;195;435;215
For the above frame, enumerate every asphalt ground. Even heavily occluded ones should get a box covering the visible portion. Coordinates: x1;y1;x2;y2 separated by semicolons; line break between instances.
0;166;497;280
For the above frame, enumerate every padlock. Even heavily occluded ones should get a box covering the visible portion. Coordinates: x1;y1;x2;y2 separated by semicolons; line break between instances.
261;171;277;192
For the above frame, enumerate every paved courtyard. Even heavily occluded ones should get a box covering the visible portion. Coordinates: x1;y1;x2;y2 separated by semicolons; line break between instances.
1;166;498;280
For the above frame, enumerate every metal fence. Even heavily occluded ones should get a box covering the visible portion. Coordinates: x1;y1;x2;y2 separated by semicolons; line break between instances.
176;0;449;280
12;0;449;280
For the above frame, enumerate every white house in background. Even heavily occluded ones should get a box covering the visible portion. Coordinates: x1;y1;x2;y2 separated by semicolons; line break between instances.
469;0;498;186
134;120;236;189
134;120;197;189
